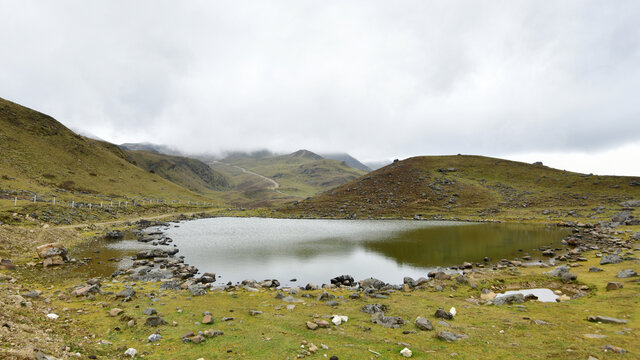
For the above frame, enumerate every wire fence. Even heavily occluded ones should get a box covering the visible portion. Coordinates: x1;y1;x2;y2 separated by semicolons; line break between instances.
0;192;215;209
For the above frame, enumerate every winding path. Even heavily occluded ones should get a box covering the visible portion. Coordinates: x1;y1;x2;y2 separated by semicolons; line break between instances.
212;161;284;194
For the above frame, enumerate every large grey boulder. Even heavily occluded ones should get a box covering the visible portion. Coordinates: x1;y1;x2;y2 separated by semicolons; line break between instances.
493;293;525;305
600;254;622;265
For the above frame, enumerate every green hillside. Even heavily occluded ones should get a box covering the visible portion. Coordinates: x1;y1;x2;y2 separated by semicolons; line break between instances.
284;155;640;221
213;149;368;198
0;97;215;212
124;150;229;193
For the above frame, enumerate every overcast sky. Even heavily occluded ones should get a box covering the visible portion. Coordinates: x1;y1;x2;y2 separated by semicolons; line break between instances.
1;1;639;175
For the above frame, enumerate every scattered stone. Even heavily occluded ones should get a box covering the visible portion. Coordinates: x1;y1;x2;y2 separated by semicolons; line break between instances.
415;317;434;331
46;313;59;320
0;259;16;270
436;330;468;342
306;321;318;330
143;308;157;316
202;315;213;324
249;310;263;316
116;288;136;301
589;267;603;272
147;333;162;342
105;230;124;239
372;312;405;328
434;308;454;320
124;348;137;357
188;284;206;296
600;254;622;265
359;277;386;289
331;275;355;287
617;269;637;278
493;293;525;306
361;304;388;314
601;344;627;354
583;334;607;339
587;316;628;324
400;347;413;357
331;315;348;326
109;308;123;317
532;320;551;325
314;319;330;328
22;290;40;299
606;282;623;290
145;316;167;327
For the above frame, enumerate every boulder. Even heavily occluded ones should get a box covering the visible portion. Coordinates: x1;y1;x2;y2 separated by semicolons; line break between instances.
606;282;623;290
587;316;628;324
436;330;468;342
105;230;124;239
600;254;622;265
617;269;637;278
371;312;405;328
72;284;100;297
434;308;454;320
361;304;388;314
493;293;525;305
611;211;633;223
0;259;16;270
415;317;434;331
359;277;386;290
116;288;136;301
330;275;355;287
36;243;69;260
145;316;167;327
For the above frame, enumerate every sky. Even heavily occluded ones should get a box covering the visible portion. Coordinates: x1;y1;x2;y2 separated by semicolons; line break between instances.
1;1;639;175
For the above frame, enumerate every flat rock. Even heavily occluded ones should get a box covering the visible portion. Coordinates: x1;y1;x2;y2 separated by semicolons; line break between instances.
436;330;468;342
617;269;637;278
415;316;433;331
587;316;628;324
434;308;453;320
372;312;405;328
600;254;622;265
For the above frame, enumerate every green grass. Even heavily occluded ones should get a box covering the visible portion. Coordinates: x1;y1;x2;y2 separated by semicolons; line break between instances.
9;226;637;359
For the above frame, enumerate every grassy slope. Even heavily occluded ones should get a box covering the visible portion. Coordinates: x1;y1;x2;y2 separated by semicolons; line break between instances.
284;155;640;221
9;224;637;359
0;97;217;211
124;149;229;193
220;150;368;198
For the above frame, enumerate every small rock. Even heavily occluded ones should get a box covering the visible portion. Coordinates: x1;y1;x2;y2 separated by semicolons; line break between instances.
400;347;413;357
202;315;213;324
109;308;123;317
606;282;623;290
249;310;263;316
601;344;627;353
361;304;388;314
147;333;162;342
306;321;318;330
142;308;156;316
600;254;622;265
587;316;628;324
617;269;637;278
46;313;59;320
124;348;137;357
434;308;453;320
145;316;167;327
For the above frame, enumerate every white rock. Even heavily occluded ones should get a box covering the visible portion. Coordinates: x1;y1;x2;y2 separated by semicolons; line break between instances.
124;348;137;357
450;307;457;317
331;315;349;326
400;347;413;357
148;333;162;342
46;313;59;320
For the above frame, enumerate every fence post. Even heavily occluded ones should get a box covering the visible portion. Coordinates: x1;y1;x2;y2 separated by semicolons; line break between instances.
33;195;36;203
14;197;17;206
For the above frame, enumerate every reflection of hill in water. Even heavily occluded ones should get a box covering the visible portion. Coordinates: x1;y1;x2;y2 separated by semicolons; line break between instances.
362;224;568;268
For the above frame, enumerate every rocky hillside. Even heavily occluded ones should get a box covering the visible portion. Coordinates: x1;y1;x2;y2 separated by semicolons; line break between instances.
124;150;229;193
320;153;372;172
283;155;640;220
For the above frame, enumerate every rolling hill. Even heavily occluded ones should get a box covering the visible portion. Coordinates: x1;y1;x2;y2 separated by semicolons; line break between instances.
211;149;368;198
0;97;214;208
123;150;229;193
283;155;640;220
320;153;372;172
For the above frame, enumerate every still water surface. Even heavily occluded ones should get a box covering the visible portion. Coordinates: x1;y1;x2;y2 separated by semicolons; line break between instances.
139;218;569;285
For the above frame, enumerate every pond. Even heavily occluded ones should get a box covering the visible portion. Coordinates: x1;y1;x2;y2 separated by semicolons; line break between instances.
105;217;568;285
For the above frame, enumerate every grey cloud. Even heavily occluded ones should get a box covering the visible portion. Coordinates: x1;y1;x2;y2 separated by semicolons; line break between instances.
1;0;639;164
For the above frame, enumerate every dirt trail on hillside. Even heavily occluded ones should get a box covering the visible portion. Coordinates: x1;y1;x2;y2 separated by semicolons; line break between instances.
211;161;285;194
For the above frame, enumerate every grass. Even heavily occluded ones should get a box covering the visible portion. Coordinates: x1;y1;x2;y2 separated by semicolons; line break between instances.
6;225;637;359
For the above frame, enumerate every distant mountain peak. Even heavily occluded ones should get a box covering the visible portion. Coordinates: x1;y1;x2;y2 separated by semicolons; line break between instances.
288;149;323;160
